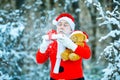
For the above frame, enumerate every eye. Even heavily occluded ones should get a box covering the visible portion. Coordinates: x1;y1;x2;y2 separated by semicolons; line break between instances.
64;23;69;27
57;23;62;26
64;24;67;27
71;36;77;42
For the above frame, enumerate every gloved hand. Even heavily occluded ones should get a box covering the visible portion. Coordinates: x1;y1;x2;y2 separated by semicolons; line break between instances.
39;36;52;53
58;35;77;51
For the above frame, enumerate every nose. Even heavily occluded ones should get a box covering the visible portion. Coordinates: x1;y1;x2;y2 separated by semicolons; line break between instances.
59;24;64;29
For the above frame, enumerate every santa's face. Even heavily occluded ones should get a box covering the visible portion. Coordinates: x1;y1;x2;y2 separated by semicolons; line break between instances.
57;20;72;36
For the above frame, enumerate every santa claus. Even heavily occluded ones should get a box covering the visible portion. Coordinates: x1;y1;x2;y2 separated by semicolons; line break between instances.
36;13;91;80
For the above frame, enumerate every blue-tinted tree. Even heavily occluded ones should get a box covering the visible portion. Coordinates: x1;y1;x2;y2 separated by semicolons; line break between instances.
0;10;25;80
94;1;120;80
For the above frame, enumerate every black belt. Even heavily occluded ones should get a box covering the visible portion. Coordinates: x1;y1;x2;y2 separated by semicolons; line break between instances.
50;77;85;80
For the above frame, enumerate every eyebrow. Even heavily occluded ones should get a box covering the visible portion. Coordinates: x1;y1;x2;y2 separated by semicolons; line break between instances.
58;21;69;24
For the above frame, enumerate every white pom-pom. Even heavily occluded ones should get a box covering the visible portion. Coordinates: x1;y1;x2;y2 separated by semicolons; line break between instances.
52;20;57;25
86;39;89;42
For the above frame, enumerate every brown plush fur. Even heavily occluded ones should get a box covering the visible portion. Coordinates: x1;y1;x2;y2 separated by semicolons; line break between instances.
61;32;87;61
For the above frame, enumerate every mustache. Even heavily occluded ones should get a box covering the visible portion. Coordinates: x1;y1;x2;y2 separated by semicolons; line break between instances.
58;30;65;34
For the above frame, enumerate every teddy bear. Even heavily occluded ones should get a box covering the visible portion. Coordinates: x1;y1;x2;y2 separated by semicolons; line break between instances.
61;31;88;61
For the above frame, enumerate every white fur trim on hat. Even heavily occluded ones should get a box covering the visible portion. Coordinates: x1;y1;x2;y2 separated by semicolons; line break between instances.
52;17;75;31
52;20;57;25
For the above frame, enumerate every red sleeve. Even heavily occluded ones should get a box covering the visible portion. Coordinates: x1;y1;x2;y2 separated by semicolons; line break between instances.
36;49;49;64
74;42;91;59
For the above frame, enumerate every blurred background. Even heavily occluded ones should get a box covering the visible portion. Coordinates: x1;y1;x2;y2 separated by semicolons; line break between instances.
0;0;120;80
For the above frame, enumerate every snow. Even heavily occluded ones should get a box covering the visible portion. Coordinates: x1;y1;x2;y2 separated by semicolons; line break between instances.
0;0;120;80
72;0;78;3
99;29;120;42
0;72;12;80
10;23;24;39
94;2;105;18
0;24;6;32
54;0;58;2
35;0;43;5
113;0;120;5
75;8;81;13
86;0;92;4
95;1;120;80
99;17;120;28
0;23;24;41
0;17;3;22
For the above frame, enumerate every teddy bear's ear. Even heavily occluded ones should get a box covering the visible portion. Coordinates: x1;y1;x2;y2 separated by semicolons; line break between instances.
83;34;87;41
82;31;89;42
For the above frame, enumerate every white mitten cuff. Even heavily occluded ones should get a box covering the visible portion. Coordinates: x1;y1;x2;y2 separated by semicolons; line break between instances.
39;44;48;53
58;36;78;51
69;43;77;51
39;40;50;53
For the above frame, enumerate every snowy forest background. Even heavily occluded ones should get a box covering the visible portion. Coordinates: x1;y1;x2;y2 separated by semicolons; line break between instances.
0;0;120;80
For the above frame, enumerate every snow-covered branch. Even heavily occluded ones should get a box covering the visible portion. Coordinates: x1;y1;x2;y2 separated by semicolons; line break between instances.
99;29;120;42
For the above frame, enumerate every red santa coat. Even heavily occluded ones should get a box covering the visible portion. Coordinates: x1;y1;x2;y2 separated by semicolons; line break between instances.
36;40;91;79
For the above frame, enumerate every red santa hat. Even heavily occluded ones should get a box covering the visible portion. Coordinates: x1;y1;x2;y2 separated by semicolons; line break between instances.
52;13;75;31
